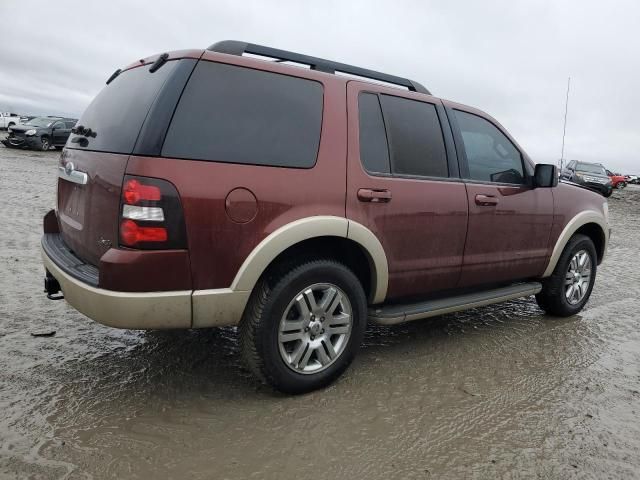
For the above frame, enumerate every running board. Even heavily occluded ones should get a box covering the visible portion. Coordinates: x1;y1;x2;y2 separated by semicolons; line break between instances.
369;282;542;325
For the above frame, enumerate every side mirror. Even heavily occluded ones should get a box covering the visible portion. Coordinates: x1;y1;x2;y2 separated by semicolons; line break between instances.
534;163;558;188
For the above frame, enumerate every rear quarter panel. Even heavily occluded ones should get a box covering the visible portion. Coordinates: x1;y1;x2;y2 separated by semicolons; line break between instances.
125;65;348;290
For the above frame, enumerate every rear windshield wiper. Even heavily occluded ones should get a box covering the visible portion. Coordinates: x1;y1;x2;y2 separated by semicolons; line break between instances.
71;125;97;138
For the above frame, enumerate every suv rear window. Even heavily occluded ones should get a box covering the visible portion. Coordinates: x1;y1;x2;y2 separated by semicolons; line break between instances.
67;61;178;153
162;61;323;168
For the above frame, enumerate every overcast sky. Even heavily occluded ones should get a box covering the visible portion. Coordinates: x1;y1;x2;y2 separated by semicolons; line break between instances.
1;0;638;172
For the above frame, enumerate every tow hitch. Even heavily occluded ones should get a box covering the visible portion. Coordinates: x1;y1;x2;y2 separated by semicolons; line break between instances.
44;272;64;300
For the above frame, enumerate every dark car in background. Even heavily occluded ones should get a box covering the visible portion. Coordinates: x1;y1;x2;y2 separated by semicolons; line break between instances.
2;117;77;151
561;160;613;197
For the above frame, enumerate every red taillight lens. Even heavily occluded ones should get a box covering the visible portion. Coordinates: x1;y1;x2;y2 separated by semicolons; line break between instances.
120;219;167;246
123;179;161;204
119;175;186;250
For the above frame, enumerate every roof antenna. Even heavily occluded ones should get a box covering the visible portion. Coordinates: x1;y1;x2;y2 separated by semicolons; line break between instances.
559;76;571;172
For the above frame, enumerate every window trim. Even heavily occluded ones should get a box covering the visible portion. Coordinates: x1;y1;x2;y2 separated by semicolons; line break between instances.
355;88;459;181
447;106;532;187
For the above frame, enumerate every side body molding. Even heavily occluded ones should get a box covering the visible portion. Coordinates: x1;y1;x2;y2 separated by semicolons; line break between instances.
192;216;389;328
541;210;609;278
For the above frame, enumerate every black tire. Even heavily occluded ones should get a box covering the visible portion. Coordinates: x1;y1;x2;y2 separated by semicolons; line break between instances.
536;234;597;317
603;189;613;198
618;182;627;189
239;258;367;394
40;137;50;151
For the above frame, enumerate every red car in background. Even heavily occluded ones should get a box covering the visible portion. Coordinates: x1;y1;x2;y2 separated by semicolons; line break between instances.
606;170;627;189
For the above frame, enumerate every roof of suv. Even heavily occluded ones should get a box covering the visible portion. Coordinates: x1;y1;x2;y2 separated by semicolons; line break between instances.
121;41;431;98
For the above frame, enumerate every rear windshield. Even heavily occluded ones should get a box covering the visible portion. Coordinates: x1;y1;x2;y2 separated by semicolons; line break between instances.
577;162;606;175
67;61;177;153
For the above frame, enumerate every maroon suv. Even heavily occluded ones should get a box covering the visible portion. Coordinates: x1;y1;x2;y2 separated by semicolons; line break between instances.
42;41;610;393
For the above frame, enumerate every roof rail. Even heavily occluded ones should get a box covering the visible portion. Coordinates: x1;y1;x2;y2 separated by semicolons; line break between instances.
207;40;431;95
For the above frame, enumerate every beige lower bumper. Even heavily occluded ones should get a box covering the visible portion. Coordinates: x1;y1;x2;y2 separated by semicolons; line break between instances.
42;246;192;329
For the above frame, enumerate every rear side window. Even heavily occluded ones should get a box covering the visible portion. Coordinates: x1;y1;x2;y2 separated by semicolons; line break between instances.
379;95;448;178
454;110;524;184
358;93;390;174
162;61;323;168
68;61;177;153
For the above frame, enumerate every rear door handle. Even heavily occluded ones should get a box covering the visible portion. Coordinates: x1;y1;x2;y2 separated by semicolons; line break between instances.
475;194;498;206
357;188;392;203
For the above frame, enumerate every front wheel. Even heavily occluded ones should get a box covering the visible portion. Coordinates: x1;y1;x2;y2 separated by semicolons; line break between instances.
240;259;367;394
40;137;50;151
617;182;627;189
536;234;597;316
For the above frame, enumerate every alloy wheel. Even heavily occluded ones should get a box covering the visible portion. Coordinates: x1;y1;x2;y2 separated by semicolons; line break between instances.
278;283;352;374
565;249;592;305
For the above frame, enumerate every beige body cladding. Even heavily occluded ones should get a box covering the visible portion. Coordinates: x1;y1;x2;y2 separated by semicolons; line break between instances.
42;216;388;329
541;210;609;278
42;212;608;330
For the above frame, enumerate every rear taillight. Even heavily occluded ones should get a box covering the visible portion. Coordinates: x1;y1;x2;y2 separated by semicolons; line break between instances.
119;175;187;249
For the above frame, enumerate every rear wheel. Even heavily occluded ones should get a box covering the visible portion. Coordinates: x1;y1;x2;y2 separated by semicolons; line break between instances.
536;234;597;316
617;181;627;189
40;137;50;151
240;259;367;394
603;188;613;198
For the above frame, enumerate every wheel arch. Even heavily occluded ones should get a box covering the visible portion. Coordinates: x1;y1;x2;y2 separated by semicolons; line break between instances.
230;216;388;304
542;211;608;277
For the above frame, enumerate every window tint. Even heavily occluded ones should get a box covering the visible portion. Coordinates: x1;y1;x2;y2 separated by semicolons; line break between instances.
455;110;524;184
162;61;323;168
53;121;65;129
358;93;390;174
68;61;178;153
379;95;448;178
64;121;77;129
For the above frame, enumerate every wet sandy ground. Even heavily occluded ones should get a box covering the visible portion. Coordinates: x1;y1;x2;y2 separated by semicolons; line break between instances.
1;139;639;479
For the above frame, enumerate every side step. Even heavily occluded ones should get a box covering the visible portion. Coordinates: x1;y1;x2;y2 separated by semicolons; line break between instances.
369;282;542;325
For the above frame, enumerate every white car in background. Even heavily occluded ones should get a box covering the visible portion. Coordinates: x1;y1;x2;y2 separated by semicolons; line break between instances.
0;112;21;130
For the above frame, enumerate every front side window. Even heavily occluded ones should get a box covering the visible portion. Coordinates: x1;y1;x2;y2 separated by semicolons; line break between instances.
455;110;525;184
162;61;323;168
379;95;448;178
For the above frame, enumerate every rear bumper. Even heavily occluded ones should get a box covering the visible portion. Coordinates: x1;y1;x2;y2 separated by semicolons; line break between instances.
41;228;250;329
42;243;192;329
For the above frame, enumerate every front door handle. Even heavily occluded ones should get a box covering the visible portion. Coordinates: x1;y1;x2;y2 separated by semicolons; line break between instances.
357;188;392;203
475;194;498;206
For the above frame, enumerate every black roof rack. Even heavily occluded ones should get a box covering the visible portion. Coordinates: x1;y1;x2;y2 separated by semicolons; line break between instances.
207;40;431;95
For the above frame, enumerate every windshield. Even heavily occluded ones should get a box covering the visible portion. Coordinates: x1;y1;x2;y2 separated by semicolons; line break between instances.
24;117;56;128
577;162;606;175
